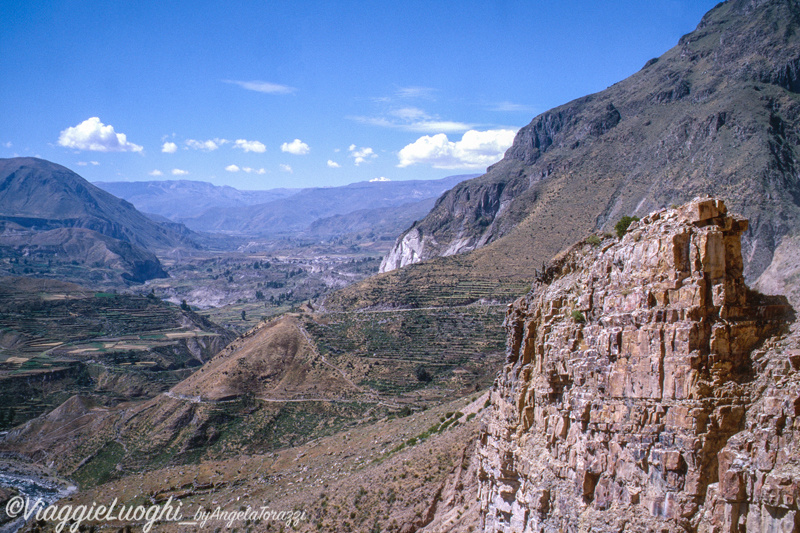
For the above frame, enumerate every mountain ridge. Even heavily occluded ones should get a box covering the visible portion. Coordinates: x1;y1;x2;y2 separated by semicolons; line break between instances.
382;0;800;286
0;157;198;284
93;179;299;221
0;158;196;251
175;174;477;235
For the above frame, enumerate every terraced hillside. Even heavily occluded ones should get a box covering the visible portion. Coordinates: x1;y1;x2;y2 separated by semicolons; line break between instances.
0;304;504;488
322;252;533;311
303;305;506;404
0;277;235;426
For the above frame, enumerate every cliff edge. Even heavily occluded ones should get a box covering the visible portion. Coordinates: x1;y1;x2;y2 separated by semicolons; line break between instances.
478;198;797;532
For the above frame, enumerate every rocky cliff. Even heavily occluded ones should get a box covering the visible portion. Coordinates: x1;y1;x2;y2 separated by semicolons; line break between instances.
478;198;797;532
382;0;800;285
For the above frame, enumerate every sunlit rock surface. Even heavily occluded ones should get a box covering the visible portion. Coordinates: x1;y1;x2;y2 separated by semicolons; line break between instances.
478;198;796;532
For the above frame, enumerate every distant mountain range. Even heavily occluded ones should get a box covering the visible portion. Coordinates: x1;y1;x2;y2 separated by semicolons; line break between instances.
94;180;298;220
96;175;476;237
0;158;476;286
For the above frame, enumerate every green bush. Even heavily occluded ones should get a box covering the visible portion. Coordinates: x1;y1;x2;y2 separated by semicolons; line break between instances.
571;310;586;323
587;235;602;246
615;216;640;238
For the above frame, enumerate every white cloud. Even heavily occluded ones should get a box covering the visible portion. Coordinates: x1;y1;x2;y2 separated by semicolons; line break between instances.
390;107;427;120
90;161;99;165
406;121;475;133
327;160;340;168
370;176;391;182
234;139;267;153
172;168;189;176
349;109;474;134
349;145;377;166
162;142;178;153
224;80;296;94
2;142;12;148
186;138;226;151
58;117;143;152
149;169;163;176
490;101;536;113
279;164;293;173
280;138;310;155
226;164;266;174
397;86;436;99
397;129;516;169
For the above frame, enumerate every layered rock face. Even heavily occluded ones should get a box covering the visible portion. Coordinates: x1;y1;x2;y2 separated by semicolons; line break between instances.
478;198;796;532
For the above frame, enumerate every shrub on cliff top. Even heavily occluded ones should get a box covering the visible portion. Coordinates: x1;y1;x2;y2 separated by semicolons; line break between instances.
615;215;640;238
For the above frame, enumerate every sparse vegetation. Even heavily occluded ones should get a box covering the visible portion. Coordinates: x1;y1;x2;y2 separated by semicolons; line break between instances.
414;365;432;382
615;215;640;238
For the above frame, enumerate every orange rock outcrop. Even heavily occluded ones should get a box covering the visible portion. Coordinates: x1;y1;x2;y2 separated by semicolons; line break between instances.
479;198;796;532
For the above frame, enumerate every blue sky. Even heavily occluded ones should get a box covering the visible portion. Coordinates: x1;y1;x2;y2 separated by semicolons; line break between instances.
1;0;720;189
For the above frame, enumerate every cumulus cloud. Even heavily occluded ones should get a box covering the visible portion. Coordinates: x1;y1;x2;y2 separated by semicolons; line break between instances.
370;176;391;182
186;138;226;151
349;144;377;166
223;80;296;94
172;168;189;176
280;138;310;155
58;117;143;152
162;142;178;153
279;164;293;173
234;139;267;153
226;164;267;174
327;160;340;168
397;129;516;169
149;169;163;176
76;161;99;166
